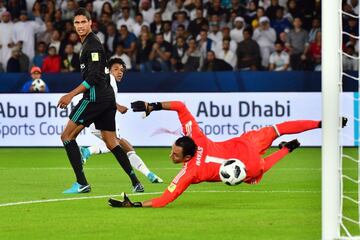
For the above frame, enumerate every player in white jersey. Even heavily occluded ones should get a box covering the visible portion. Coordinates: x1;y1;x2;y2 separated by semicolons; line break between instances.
80;58;163;183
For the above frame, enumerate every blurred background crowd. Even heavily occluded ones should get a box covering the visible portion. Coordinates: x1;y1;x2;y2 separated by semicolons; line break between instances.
0;0;357;73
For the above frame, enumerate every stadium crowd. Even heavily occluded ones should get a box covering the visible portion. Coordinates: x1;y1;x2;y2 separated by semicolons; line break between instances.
0;0;356;73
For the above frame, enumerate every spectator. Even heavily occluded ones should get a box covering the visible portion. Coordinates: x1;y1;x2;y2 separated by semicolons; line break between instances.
29;1;43;20
93;0;107;17
230;0;247;17
253;16;276;69
32;41;47;69
63;31;82;54
133;13;145;37
62;0;77;21
21;66;50;93
208;14;223;46
171;36;188;71
269;41;290;71
119;25;137;61
172;11;189;33
265;0;282;20
308;31;321;71
117;7;135;32
140;0;156;24
0;0;7;17
197;28;217;60
343;44;358;71
206;0;228;22
111;43;132;70
36;20;54;45
181;38;203;71
85;1;97;20
18;44;30;72
150;12;163;35
185;0;206;21
53;9;65;32
216;38;237;69
6;46;21;72
100;2;114;21
174;24;191;44
271;7;292;38
149;33;172;72
48;29;62;54
61;43;80;72
92;21;105;44
217;26;237;52
236;27;261;70
308;18;320;43
187;7;209;38
201;50;233;71
0;11;14;70
157;0;172;22
104;22;120;56
136;31;153;72
245;1;257;25
12;10;45;61
162;20;173;44
230;16;246;44
286;17;309;70
284;0;302;22
7;0;27;21
251;7;265;29
42;46;61;73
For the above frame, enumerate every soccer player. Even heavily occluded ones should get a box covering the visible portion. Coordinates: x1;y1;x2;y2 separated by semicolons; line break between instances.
57;8;143;194
80;57;163;183
108;101;347;207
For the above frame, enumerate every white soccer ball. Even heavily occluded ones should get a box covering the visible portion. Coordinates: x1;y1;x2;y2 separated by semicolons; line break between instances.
219;159;247;186
31;79;46;92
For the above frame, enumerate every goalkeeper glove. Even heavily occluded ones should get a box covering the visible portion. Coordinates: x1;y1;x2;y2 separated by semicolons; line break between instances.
278;139;300;152
108;192;142;208
131;101;162;117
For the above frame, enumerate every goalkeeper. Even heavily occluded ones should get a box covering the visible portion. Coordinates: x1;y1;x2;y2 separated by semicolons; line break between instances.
80;58;163;185
108;101;347;208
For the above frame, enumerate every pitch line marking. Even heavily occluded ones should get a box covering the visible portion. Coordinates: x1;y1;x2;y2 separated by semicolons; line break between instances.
0;189;329;208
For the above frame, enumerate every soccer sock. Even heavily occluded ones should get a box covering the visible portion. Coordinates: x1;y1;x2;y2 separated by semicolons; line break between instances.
127;151;151;177
88;143;110;155
111;145;140;186
263;148;289;173
63;140;88;185
275;120;320;136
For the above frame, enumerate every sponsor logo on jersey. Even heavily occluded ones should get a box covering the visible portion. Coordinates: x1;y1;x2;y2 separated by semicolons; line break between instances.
91;52;99;61
167;183;177;193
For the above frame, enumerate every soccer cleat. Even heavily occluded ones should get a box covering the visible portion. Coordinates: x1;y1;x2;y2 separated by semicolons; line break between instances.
147;172;164;183
278;139;300;152
132;183;144;193
63;182;91;194
80;147;91;164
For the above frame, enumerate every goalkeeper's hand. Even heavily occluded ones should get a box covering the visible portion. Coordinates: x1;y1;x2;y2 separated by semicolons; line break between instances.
278;139;300;152
108;192;142;208
131;101;152;117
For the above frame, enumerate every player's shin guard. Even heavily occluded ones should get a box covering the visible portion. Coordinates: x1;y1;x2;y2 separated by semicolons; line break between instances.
111;146;140;186
127;151;151;177
63;140;88;185
275;120;320;136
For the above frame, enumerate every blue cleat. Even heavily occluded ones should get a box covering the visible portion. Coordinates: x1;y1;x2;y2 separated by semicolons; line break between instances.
147;172;163;183
80;147;91;164
132;183;144;193
63;182;91;194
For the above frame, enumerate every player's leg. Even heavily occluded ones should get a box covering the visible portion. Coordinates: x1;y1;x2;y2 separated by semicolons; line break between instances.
60;120;91;193
119;138;163;183
101;130;144;192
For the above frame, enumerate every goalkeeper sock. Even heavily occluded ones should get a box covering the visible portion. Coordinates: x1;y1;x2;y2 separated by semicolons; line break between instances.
275;120;320;136
111;146;140;186
63;140;88;185
127;151;151;177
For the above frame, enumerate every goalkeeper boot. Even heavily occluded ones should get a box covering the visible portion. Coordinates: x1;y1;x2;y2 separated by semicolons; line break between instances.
147;172;164;183
80;147;91;164
319;117;348;128
278;139;300;152
63;182;91;194
132;183;144;193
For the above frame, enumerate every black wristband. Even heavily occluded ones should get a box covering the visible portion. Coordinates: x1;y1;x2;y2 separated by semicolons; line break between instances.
133;202;143;207
149;102;162;111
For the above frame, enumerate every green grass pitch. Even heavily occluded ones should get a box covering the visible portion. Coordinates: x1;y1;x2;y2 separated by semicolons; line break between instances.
0;147;357;240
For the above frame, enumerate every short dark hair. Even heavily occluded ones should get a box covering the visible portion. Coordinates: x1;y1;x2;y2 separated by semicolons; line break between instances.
74;8;91;20
175;136;197;158
108;57;126;70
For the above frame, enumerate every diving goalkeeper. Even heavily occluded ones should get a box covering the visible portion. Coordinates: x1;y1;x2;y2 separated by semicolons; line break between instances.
108;101;347;208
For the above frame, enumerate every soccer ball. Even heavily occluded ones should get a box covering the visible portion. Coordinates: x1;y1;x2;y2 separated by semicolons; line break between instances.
31;79;46;92
219;159;247;186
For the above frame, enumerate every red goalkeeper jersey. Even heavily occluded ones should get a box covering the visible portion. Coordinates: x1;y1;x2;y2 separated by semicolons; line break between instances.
151;101;267;208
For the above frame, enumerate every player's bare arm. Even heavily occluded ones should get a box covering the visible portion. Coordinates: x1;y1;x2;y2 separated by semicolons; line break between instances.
57;84;87;109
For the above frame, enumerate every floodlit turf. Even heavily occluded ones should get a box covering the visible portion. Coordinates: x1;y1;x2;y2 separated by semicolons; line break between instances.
0;147;357;240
